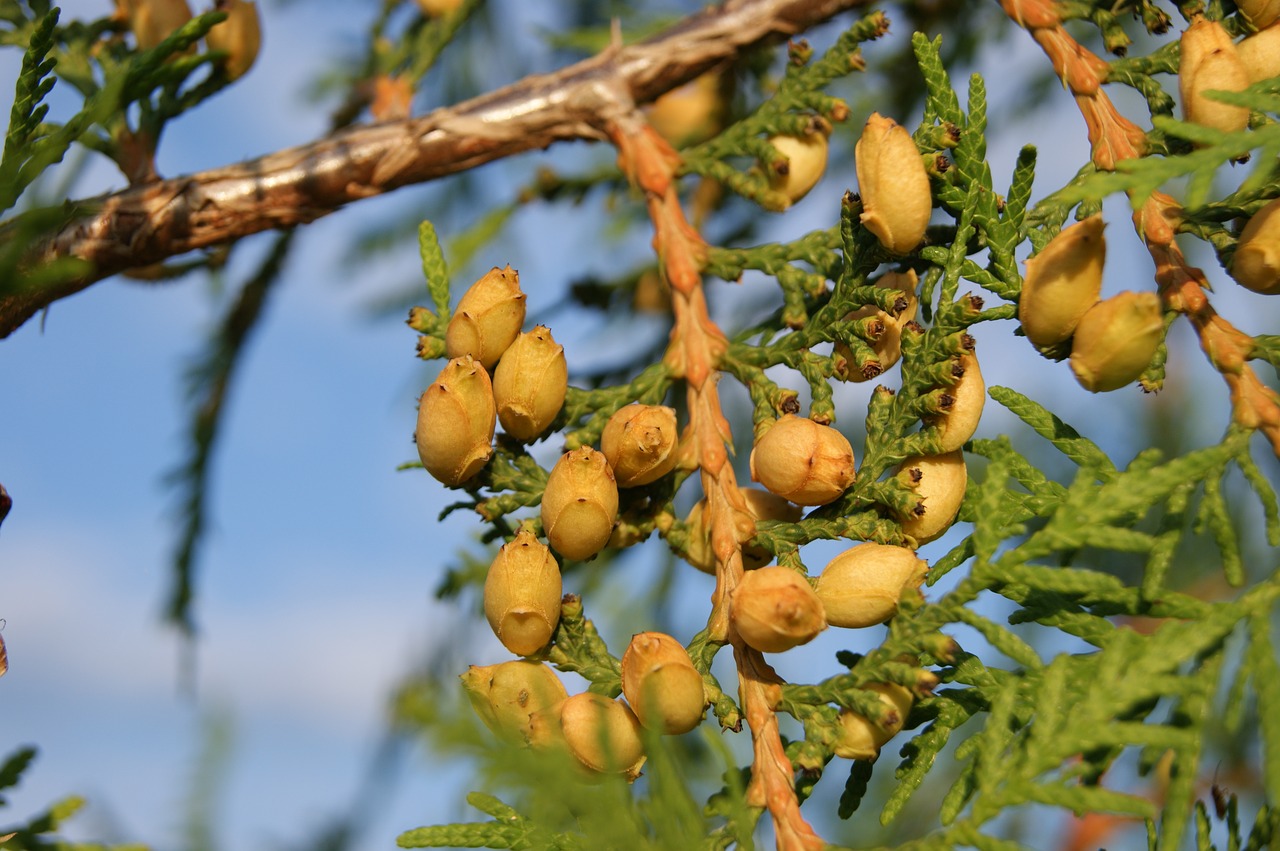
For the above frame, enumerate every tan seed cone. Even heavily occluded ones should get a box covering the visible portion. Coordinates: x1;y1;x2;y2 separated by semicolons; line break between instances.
1236;24;1280;83
896;450;967;545
483;529;562;656
205;0;261;80
416;355;496;486
767;129;830;206
1180;19;1250;134
493;326;568;440
601;404;679;487
1018;215;1105;348
445;266;527;369
559;693;647;779
749;414;856;506
415;0;463;16
1232;198;1280;294
1238;0;1280;30
832;683;914;760
621;632;707;735
835;270;920;380
730;565;827;653
122;0;194;50
815;543;928;629
856;113;932;254
1069;292;1164;392
647;72;727;148
541;447;619;560
925;350;986;453
461;660;568;744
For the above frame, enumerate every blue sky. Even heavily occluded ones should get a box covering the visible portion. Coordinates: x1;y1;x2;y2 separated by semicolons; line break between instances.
2;3;1278;850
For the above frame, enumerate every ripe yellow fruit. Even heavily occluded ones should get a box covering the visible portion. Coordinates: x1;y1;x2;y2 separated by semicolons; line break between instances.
730;566;826;653
120;0;194;51
684;487;802;574
923;350;985;453
493;326;567;440
855;113;932;254
540;447;619;561
1018;215;1105;348
834;270;919;381
832;683;914;760
815;543;928;629
483;529;562;656
1236;24;1280;83
749;414;856;507
1238;0;1280;30
767;124;830;206
445;266;527;369
1231;198;1280;294
1179;18;1250;134
415;355;496;486
1069;291;1164;392
621;632;706;735
205;0;261;81
600;404;680;488
896;450;968;545
461;660;568;744
559;693;646;779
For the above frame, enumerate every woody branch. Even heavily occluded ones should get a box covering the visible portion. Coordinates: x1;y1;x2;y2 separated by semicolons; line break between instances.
0;0;870;339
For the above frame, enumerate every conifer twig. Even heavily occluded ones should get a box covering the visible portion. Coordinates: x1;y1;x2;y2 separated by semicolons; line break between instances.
609;103;825;851
0;0;870;338
1002;0;1280;457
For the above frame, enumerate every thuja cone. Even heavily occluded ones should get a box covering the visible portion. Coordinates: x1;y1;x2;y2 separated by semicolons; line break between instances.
416;354;496;486
749;414;856;506
600;404;680;488
855;113;932;255
206;0;261;80
684;487;802;574
832;683;914;760
1018;215;1105;348
835;270;919;380
767;120;831;206
621;632;706;735
730;565;826;653
445;265;527;369
896;450;967;545
483;529;562;656
461;660;568;744
554;693;647;779
1069;291;1164;392
1179;18;1250;134
541;447;619;561
923;350;985;453
815;543;928;629
1232;198;1280;294
493;325;568;440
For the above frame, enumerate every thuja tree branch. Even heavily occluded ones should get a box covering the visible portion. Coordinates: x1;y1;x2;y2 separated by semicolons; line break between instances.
0;0;868;338
1002;0;1280;456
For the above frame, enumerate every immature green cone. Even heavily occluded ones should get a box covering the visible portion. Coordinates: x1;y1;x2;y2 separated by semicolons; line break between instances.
1236;24;1280;83
749;414;856;506
493;326;567;440
461;660;568;744
815;543;928;629
601;404;679;488
896;450;967;545
1231;198;1280;294
832;683;914;760
121;0;194;50
206;0;261;80
559;693;646;779
1069;292;1164;392
767;121;830;206
923;350;985;453
1179;18;1250;134
1238;0;1280;30
416;355;496;486
541;447;619;560
730;565;826;653
445;266;527;369
855;113;932;254
1018;215;1105;348
834;270;919;380
620;632;706;735
684;487;802;574
483;529;562;656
